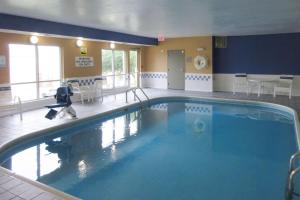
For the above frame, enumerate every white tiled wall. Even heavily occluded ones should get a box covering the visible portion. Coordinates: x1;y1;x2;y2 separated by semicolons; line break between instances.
141;72;213;92
185;73;213;92
140;72;168;89
214;73;300;96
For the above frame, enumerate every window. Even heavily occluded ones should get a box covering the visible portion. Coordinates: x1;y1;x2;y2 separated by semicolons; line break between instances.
101;49;127;89
9;44;61;101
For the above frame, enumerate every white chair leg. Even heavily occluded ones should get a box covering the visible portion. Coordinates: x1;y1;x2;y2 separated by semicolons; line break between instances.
81;94;84;104
289;90;292;99
273;89;276;98
233;85;236;95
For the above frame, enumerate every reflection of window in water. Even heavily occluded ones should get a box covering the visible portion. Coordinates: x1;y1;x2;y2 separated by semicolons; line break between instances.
101;112;140;148
40;143;61;176
129;112;138;136
101;119;114;148
101;116;127;148
10;143;60;180
115;116;125;142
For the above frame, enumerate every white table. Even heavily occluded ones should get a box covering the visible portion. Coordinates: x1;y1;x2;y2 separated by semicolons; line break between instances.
247;79;278;97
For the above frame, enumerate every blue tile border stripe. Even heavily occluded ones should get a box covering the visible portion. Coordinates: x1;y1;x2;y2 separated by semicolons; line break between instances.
150;103;168;110
185;105;211;113
141;73;168;79
141;73;211;82
185;74;211;81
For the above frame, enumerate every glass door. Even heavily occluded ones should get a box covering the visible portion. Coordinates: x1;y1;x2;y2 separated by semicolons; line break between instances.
101;50;114;89
101;49;127;89
129;50;138;87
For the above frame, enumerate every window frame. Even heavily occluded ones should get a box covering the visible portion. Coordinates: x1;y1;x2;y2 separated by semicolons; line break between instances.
8;43;62;101
101;49;128;89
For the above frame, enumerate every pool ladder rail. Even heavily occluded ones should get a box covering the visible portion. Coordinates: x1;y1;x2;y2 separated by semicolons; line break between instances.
286;151;300;200
125;87;150;106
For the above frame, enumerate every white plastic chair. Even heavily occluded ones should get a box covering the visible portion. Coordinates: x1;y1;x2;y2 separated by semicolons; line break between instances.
67;80;90;104
91;78;104;102
273;75;293;99
233;74;248;95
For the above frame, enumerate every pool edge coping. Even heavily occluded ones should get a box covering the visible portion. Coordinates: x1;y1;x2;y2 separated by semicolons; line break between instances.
0;94;299;199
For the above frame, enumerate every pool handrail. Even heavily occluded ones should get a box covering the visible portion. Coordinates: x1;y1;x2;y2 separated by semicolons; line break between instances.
286;165;300;200
289;151;300;173
125;87;149;105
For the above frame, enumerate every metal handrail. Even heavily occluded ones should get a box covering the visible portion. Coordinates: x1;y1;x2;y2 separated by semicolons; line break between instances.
285;151;300;200
125;87;149;105
132;89;142;103
286;166;300;200
136;87;150;101
289;151;300;173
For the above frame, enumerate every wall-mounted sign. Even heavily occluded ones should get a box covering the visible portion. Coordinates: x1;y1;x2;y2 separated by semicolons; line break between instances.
0;55;6;67
75;57;94;67
80;47;87;56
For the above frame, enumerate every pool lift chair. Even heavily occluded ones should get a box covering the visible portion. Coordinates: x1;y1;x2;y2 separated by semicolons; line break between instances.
45;86;77;120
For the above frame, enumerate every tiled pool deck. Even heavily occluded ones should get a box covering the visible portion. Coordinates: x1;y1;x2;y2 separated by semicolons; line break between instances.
0;89;299;199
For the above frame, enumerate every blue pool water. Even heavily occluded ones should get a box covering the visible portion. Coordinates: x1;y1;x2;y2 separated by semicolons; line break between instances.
0;99;299;200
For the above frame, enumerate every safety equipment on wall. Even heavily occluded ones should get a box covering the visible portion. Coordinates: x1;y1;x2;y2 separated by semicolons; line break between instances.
194;56;208;70
193;119;206;133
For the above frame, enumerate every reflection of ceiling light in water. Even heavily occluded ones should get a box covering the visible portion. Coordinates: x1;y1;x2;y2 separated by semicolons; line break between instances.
111;144;116;152
78;160;87;178
111;145;117;161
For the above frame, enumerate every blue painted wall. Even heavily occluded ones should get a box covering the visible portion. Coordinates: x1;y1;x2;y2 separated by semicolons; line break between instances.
0;13;158;45
213;33;300;74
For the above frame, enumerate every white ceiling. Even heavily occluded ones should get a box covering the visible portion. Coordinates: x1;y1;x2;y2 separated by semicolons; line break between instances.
1;0;300;38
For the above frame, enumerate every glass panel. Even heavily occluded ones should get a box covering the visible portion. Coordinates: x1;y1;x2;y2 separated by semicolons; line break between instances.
38;46;61;81
115;74;127;88
0;90;13;104
129;50;138;87
114;51;126;87
101;50;113;76
114;50;125;75
102;76;113;89
39;81;60;98
9;44;36;83
11;83;37;101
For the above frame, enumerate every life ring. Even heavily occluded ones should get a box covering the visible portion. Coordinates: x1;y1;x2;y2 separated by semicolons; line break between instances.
194;56;208;70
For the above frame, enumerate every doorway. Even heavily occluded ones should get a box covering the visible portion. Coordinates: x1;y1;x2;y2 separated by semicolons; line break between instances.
167;50;185;90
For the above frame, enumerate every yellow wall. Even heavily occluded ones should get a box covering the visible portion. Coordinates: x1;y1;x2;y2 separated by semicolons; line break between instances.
142;36;213;74
0;32;141;84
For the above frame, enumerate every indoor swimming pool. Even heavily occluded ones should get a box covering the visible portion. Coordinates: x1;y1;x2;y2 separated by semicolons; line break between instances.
0;98;299;200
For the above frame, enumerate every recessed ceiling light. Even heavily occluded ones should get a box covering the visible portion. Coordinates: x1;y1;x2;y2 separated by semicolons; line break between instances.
110;42;115;49
30;35;39;44
76;39;83;47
